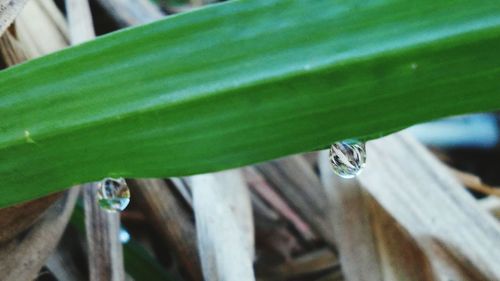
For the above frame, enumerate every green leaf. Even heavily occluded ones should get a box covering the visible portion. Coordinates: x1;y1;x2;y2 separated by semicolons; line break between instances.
1;0;500;207
123;240;177;281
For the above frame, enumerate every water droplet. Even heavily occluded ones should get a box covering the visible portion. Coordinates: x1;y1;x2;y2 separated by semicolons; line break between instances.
329;140;366;178
97;177;130;212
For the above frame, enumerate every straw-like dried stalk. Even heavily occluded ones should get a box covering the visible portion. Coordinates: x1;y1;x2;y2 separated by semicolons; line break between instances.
191;170;255;281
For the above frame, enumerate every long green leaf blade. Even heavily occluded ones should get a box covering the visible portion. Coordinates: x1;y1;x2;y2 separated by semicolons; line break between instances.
1;0;500;207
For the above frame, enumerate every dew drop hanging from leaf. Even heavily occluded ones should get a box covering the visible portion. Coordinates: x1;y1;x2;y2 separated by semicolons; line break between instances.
329;140;366;178
97;177;130;212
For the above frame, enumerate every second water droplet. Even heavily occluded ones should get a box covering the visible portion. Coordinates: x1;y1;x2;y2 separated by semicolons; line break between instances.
97;177;130;212
329;139;366;178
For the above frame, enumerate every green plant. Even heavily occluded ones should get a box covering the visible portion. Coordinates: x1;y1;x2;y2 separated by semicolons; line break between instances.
0;0;499;207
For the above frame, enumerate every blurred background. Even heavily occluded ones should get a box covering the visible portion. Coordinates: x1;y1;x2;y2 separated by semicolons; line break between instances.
1;1;500;281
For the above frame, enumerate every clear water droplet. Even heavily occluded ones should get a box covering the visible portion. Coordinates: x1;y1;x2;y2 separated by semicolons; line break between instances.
97;177;130;212
329;139;366;178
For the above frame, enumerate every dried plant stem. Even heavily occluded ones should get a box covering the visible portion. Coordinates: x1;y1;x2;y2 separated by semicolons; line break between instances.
0;0;29;36
96;0;163;27
318;151;383;281
83;183;125;281
255;156;336;247
65;0;95;44
359;134;500;280
0;189;79;281
449;167;500;197
130;179;203;281
191;170;255;281
0;26;28;65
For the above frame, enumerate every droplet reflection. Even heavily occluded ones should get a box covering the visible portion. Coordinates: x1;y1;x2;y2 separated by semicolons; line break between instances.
97;177;130;212
329;140;366;178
